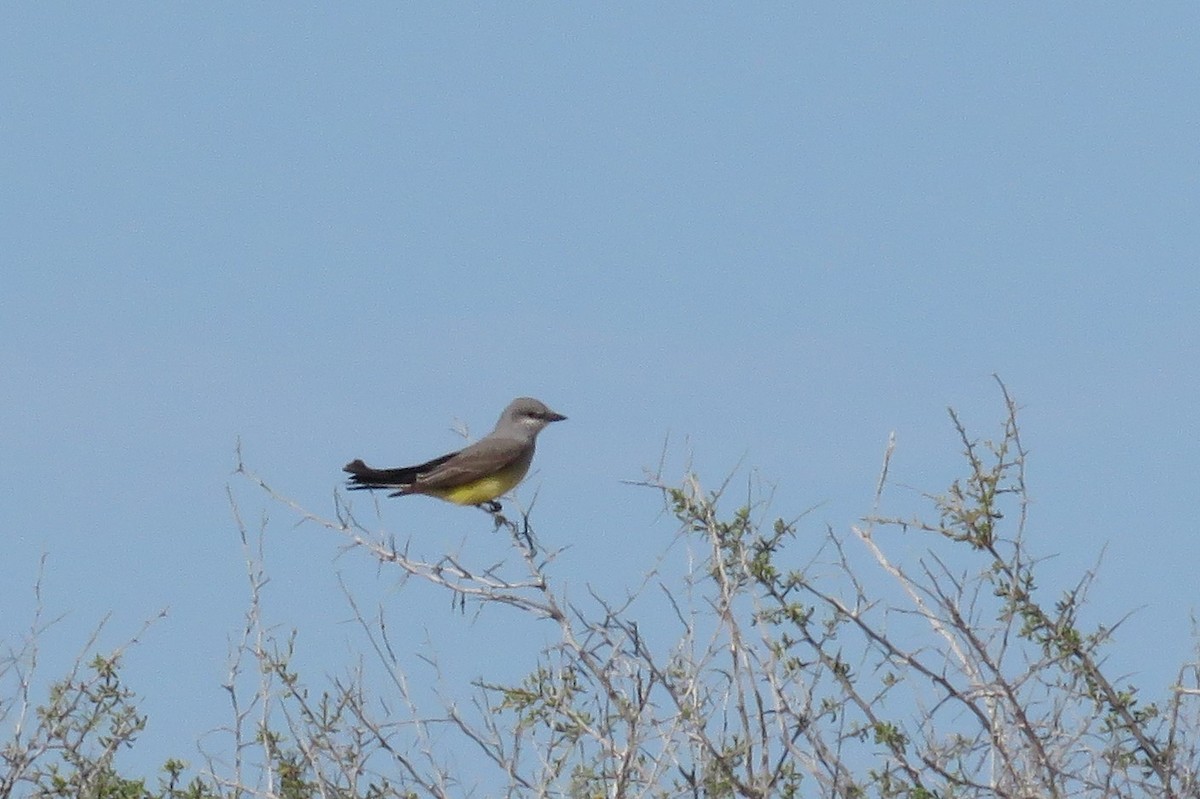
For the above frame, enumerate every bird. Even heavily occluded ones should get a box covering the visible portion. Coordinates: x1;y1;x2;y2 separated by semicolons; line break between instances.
343;397;566;512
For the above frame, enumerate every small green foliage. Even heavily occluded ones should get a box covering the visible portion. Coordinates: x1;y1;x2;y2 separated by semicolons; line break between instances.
871;721;907;754
490;665;589;736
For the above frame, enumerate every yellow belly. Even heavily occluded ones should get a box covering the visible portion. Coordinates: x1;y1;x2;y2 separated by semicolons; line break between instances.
427;460;531;505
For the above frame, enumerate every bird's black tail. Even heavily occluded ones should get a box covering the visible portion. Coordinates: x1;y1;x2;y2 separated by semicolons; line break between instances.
343;451;459;491
343;459;420;490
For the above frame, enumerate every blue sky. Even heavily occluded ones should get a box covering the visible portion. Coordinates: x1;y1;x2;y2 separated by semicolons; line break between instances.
3;3;1199;781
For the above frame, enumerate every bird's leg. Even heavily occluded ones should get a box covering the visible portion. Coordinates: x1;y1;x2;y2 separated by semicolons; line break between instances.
478;500;503;514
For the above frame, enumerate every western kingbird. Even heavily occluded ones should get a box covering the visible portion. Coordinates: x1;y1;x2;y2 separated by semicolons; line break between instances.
343;397;566;511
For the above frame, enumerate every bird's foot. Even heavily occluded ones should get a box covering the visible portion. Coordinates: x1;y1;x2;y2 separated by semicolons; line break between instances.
478;500;503;514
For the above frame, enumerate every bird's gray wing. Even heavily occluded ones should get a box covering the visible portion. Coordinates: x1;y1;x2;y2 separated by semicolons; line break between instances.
410;436;529;490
